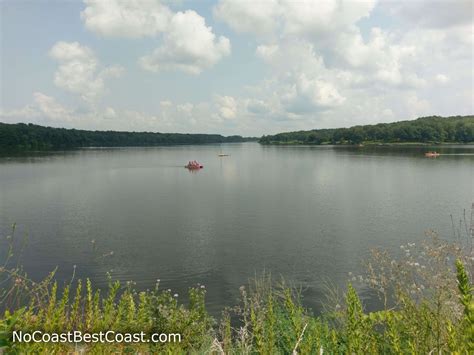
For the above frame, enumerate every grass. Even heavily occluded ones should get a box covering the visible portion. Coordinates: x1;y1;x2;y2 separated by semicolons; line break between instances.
0;229;472;353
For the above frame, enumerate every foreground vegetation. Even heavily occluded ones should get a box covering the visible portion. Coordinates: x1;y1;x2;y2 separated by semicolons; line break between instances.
0;123;255;152
260;115;474;145
0;229;472;353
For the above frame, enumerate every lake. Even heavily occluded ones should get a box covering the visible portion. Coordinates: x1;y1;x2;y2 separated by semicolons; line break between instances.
0;143;473;315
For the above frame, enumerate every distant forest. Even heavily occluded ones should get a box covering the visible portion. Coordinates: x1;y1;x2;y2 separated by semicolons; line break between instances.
0;123;254;151
1;116;473;152
259;115;474;145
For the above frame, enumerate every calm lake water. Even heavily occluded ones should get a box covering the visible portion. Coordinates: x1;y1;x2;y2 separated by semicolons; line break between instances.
0;143;473;314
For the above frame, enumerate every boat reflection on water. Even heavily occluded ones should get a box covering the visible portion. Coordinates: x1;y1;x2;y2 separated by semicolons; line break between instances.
424;151;440;158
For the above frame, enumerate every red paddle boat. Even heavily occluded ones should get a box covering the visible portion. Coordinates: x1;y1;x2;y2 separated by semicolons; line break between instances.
185;160;203;169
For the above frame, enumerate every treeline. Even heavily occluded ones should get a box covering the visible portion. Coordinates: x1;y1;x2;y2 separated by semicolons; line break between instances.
0;123;254;151
259;115;474;145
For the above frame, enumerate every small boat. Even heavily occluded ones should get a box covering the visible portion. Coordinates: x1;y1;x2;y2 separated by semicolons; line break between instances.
185;160;203;169
218;153;230;157
425;151;440;158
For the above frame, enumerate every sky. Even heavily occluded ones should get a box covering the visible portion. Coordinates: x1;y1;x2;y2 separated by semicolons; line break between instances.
0;0;473;136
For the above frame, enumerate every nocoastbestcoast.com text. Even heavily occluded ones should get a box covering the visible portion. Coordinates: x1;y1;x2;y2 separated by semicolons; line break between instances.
12;330;181;344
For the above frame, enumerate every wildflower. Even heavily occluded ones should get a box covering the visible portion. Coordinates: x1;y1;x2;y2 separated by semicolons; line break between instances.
200;285;205;289
173;293;178;298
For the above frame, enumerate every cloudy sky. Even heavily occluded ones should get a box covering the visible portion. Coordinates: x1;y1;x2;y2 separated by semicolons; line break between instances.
1;0;473;136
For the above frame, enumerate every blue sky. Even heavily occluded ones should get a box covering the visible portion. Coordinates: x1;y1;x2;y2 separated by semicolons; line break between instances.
1;0;473;136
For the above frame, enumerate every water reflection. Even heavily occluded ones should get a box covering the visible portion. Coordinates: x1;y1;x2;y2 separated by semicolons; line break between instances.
0;143;473;315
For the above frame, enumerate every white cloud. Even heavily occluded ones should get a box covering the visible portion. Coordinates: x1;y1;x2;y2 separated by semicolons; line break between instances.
214;0;376;37
81;0;171;38
49;41;123;104
279;0;375;36
213;0;281;37
82;0;230;74
435;74;450;84
296;75;346;108
246;99;269;115
0;92;72;122
384;0;473;29
212;0;471;130
242;2;429;92
254;41;349;113
0;105;39;121
139;10;230;74
103;107;117;119
256;44;279;61
215;95;237;120
33;92;74;120
160;100;173;107
3;0;472;136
